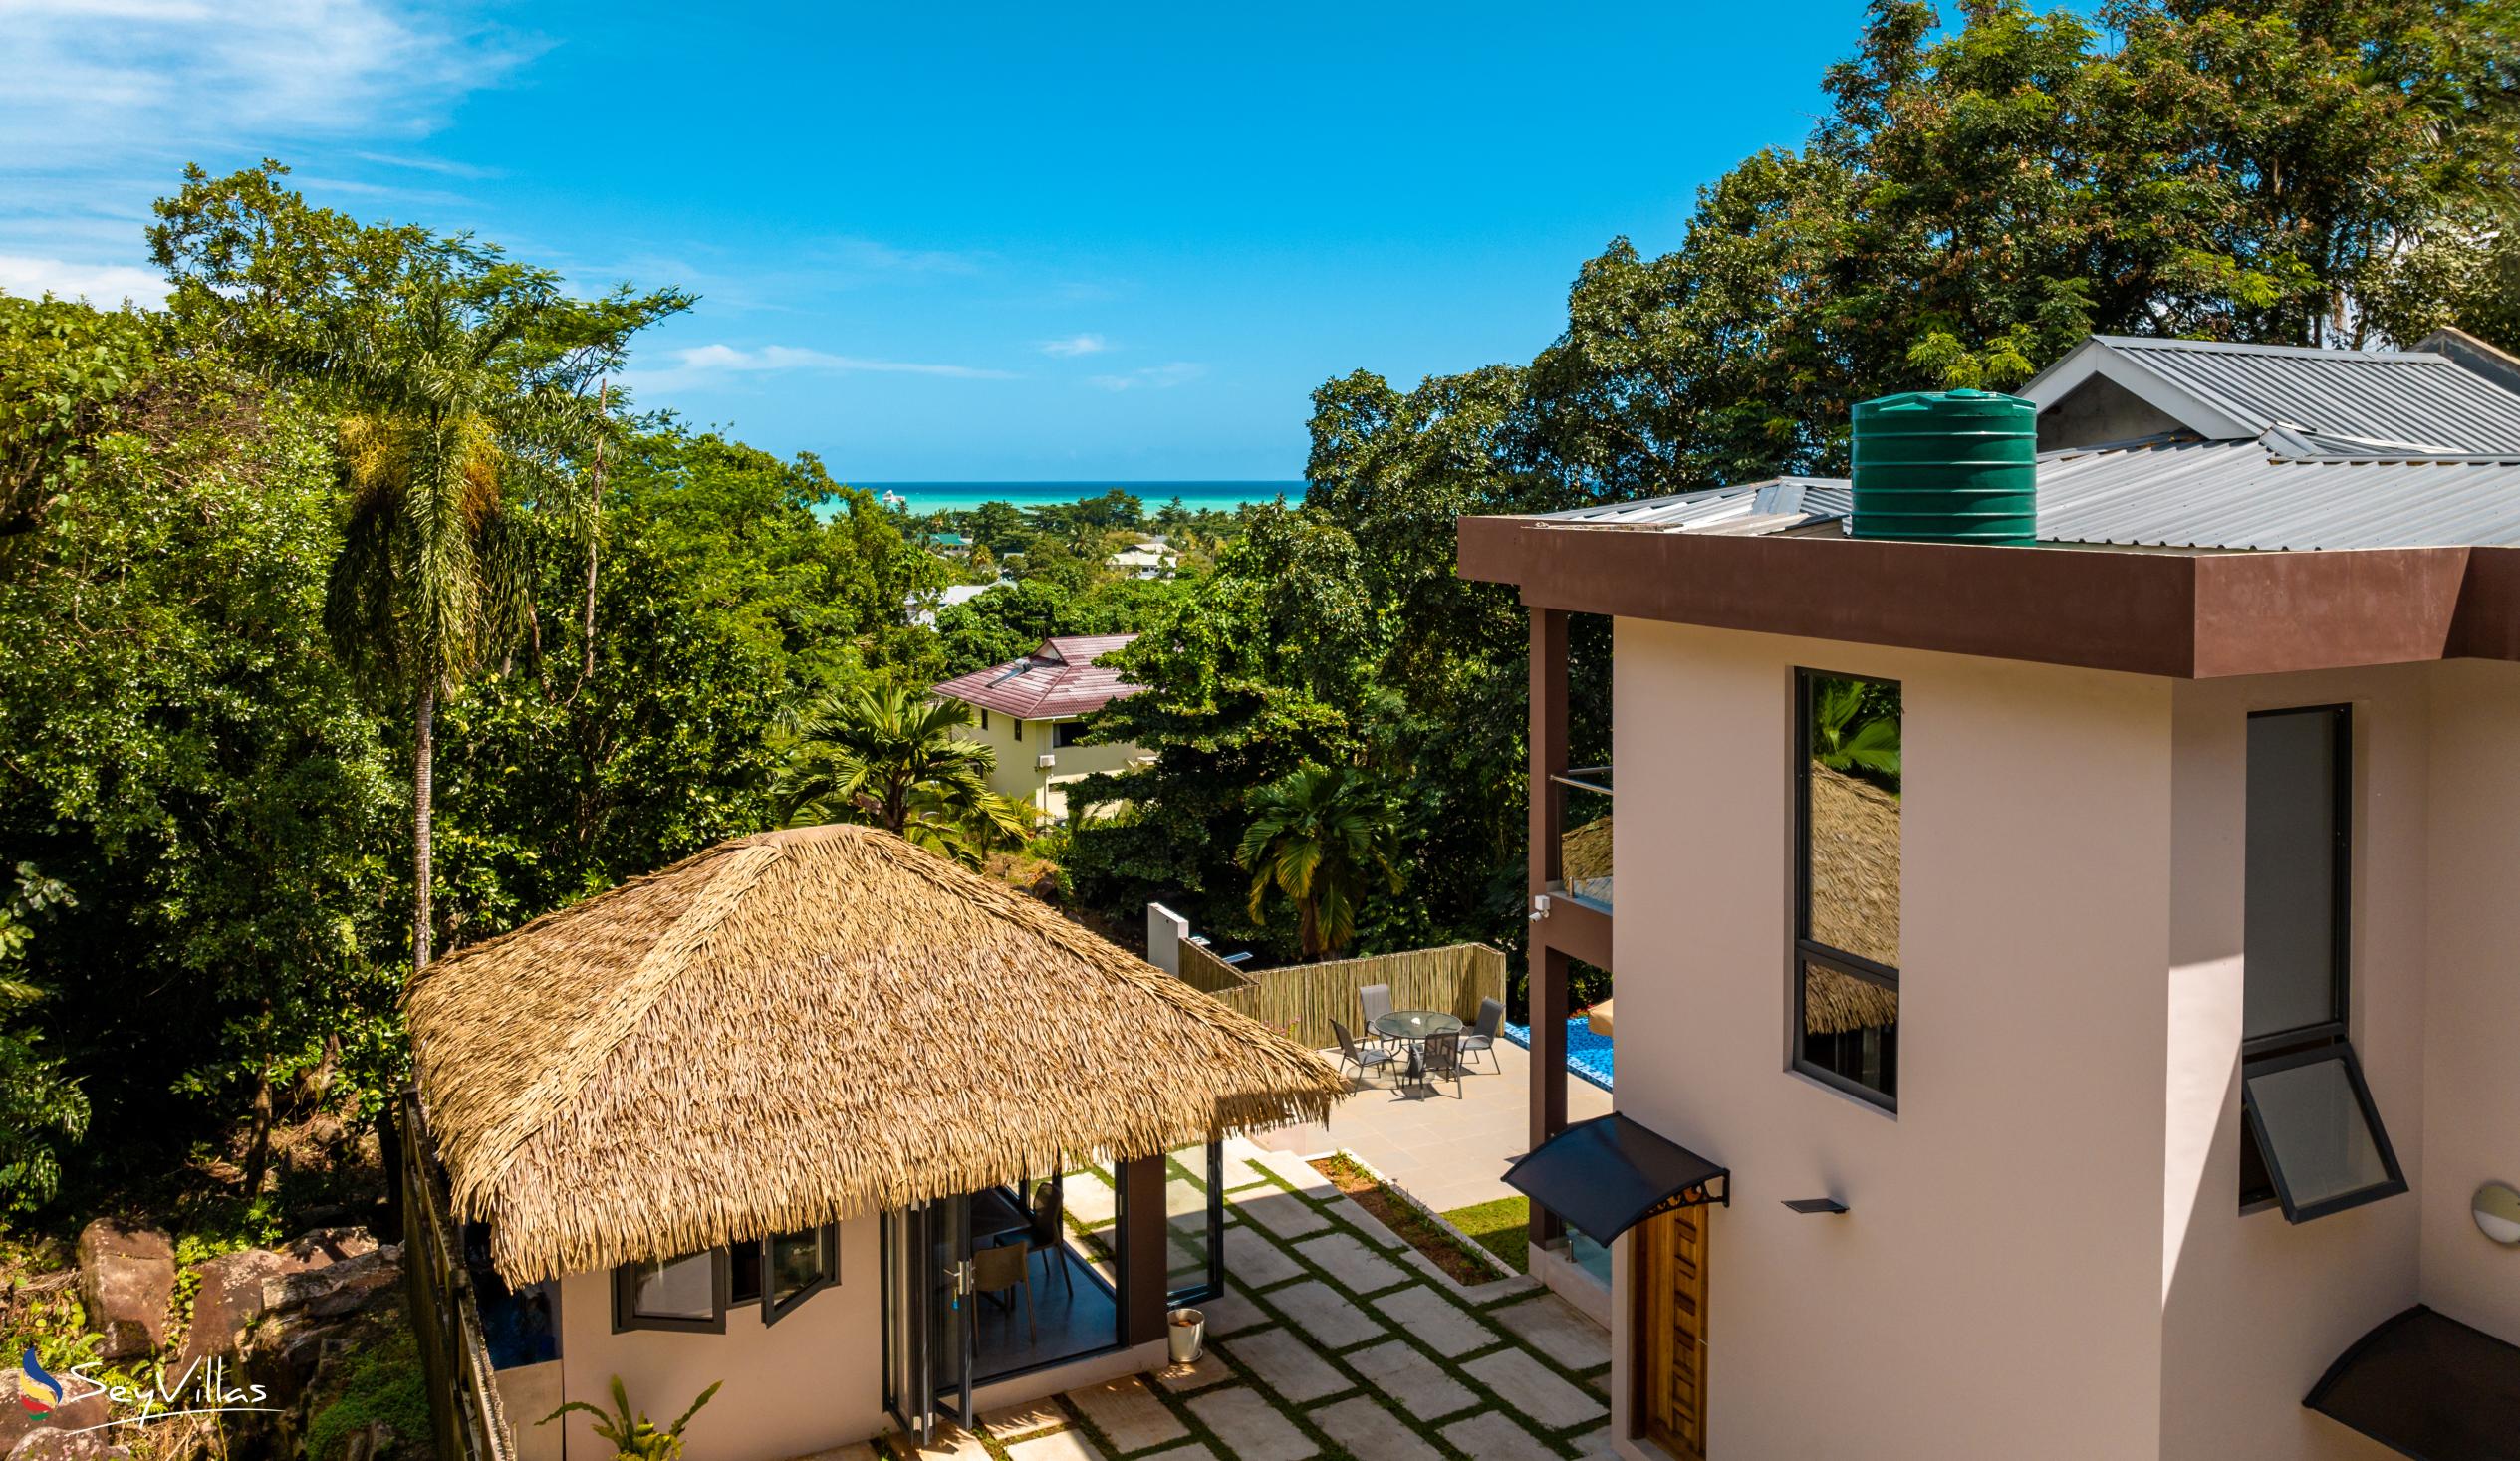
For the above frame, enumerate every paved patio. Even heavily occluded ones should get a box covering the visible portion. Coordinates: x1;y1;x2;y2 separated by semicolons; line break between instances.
835;1137;1615;1461
1253;1041;1614;1212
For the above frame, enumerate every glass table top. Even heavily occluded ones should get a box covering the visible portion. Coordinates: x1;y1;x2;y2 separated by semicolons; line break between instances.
1373;1010;1464;1040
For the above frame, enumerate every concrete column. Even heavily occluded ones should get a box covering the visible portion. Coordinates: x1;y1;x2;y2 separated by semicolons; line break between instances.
1118;1155;1168;1344
1145;903;1189;976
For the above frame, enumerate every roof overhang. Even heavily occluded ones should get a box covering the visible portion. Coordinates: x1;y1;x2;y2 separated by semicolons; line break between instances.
2306;1305;2520;1460
1458;516;2520;679
1504;1113;1728;1246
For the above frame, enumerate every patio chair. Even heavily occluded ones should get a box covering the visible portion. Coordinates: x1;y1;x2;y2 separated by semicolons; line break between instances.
972;1238;1035;1341
1418;1031;1466;1098
1458;998;1505;1072
1359;984;1395;1044
1023;1181;1074;1297
1332;1019;1396;1086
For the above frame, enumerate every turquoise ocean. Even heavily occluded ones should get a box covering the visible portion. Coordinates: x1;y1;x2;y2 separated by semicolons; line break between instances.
845;480;1305;517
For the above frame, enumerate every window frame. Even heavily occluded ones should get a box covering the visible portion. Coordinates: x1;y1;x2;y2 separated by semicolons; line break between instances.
612;1249;729;1335
1791;667;1902;1112
2239;705;2353;1060
2239;1042;2407;1224
1053;719;1088;750
762;1224;840;1328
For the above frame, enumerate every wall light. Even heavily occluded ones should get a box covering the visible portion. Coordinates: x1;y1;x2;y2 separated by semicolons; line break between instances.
2474;1182;2520;1245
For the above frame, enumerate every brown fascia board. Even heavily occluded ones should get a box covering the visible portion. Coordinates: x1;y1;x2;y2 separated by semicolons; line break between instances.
1456;516;2476;679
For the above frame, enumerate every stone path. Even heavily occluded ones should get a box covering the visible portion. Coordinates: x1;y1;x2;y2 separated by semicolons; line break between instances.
844;1140;1614;1461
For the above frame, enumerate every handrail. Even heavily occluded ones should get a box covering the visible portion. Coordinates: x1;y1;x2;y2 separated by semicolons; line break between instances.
1551;766;1614;796
402;1091;518;1461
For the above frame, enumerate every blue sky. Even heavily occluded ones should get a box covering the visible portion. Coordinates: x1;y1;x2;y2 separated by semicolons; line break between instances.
1;0;1874;480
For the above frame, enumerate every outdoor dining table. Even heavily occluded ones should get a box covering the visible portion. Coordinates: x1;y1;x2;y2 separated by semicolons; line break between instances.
1372;1009;1464;1082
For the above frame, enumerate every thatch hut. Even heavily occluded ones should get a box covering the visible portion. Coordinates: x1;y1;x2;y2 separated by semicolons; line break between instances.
1803;763;1901;1035
407;821;1345;1285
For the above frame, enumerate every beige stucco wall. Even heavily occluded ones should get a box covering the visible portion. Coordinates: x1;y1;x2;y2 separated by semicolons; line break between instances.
2156;669;2427;1461
551;1216;886;1461
2419;659;2520;1341
949;706;1141;822
1606;621;2174;1460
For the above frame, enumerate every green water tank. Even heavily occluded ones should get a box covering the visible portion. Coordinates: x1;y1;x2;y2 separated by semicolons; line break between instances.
1850;388;2039;545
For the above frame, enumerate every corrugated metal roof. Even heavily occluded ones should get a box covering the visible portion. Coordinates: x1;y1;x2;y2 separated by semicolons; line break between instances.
933;634;1142;719
1535;479;1851;530
1531;444;2520;552
2084;335;2520;455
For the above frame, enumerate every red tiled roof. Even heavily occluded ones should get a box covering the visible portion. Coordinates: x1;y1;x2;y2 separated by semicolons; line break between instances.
932;634;1144;720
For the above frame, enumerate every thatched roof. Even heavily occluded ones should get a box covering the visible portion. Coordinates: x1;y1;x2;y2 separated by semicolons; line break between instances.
406;823;1347;1284
1803;764;1900;1036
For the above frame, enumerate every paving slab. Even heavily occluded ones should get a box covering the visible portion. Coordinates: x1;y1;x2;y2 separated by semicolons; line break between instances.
1219;1139;1271;1190
1490;1295;1611;1371
1440;1408;1559;1460
1218;1326;1351;1404
1185;1386;1319;1461
1200;1287;1273;1337
1306;1396;1445;1461
1323;1193;1408;1250
1291;1229;1408;1297
1248;1148;1339;1198
1002;1431;1106;1461
1063;1375;1187;1453
1136;1446;1218;1461
1223;1227;1306;1289
882;1425;991;1457
1065;1172;1120;1228
1268;1278;1388;1350
1342;1339;1477;1419
1231;1186;1332;1241
1152;1349;1233;1393
1459;1348;1607;1430
979;1397;1067;1437
1368;1283;1503;1358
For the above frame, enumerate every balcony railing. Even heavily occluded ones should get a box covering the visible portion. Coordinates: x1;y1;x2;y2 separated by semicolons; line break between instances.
1552;765;1613;911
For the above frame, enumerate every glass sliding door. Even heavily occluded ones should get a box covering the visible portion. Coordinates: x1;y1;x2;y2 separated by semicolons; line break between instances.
881;1198;976;1443
1165;1141;1224;1305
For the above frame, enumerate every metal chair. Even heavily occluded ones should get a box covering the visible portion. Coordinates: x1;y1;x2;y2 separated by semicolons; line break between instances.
1458;998;1505;1072
1359;984;1395;1044
1023;1181;1073;1297
1418;1031;1466;1098
972;1239;1035;1340
1332;1019;1396;1086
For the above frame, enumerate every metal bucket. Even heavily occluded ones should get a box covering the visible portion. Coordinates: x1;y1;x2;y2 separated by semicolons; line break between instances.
1166;1308;1205;1364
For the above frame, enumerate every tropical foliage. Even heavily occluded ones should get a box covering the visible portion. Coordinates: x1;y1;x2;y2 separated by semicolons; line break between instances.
1236;764;1403;959
542;1376;721;1461
773;683;1034;865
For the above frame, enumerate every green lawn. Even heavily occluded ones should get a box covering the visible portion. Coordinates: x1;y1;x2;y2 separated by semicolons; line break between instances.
1440;1195;1531;1274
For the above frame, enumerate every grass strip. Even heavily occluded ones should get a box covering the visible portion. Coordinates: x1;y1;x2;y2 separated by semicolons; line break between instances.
1436;1195;1530;1275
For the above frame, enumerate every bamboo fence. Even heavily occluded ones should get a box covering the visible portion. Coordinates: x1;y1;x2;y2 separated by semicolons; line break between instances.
1176;941;1507;1051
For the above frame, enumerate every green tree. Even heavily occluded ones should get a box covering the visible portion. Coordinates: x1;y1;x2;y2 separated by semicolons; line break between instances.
773;683;1032;865
0;863;88;1212
1236;764;1403;960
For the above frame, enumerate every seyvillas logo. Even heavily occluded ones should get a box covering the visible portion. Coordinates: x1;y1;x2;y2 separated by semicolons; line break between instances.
16;1349;61;1416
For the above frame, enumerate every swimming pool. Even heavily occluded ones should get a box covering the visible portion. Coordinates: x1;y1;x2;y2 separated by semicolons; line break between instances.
1502;1016;1615;1091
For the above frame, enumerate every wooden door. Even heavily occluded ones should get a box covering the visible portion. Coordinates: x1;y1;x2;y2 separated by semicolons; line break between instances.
1633;1204;1708;1457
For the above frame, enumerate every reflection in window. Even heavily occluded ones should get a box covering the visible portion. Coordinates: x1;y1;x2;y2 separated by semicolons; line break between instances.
765;1227;837;1324
615;1249;723;1333
1165;1142;1224;1305
2241;1046;2405;1221
1795;670;1901;1107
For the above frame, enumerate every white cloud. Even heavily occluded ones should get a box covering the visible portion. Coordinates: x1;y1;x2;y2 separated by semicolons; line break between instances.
1087;362;1206;391
669;343;1017;380
1039;333;1111;357
0;254;169;306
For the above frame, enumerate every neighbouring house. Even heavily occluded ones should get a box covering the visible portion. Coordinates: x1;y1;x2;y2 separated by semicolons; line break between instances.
400;823;1345;1461
1107;540;1179;579
1461;332;2520;1461
907;578;1001;628
926;530;973;557
933;634;1149;822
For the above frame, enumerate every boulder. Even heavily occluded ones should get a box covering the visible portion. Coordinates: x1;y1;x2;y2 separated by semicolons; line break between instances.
0;1388;113;1458
5;1426;129;1461
73;1221;174;1360
175;1228;381;1374
262;1246;400;1321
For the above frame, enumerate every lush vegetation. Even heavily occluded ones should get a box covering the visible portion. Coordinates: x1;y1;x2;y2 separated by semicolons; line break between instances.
2;0;2513;1239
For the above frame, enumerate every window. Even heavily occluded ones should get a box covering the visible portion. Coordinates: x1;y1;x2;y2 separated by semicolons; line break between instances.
978;708;989;732
764;1226;838;1325
1054;720;1088;749
1793;669;1901;1109
614;1250;725;1334
1013;717;1023;742
2239;706;2403;1221
612;1226;838;1332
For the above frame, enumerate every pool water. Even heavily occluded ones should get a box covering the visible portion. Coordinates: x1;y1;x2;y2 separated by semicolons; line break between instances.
1503;1016;1615;1091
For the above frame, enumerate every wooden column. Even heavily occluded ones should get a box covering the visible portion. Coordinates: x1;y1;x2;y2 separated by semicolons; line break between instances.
1118;1155;1168;1344
1527;609;1570;1247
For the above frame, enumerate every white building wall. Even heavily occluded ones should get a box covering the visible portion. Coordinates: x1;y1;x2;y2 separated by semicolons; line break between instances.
2156;669;2428;1461
1607;621;2172;1460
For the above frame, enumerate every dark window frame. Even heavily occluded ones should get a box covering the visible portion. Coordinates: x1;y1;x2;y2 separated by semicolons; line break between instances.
1791;667;1901;1112
1166;1141;1226;1307
2239;705;2362;1212
612;1249;729;1335
2239;1042;2407;1224
1053;719;1089;750
763;1224;839;1327
978;708;990;732
1013;717;1024;742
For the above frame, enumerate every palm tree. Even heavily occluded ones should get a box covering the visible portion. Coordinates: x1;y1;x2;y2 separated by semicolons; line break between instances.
1237;763;1402;960
1809;677;1901;785
302;282;588;970
774;683;1035;865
